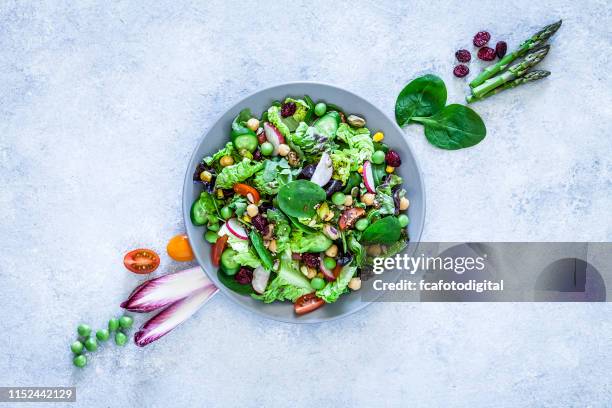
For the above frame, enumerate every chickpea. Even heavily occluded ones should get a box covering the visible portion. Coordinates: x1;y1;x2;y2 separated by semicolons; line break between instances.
219;155;234;167
306;267;317;279
246;118;260;132
300;265;309;276
325;244;338;258
278;144;291;156
399;197;410;211
361;193;375;206
343;195;353;207
348;277;362;291
367;244;382;256
268;239;277;253
246;203;259;217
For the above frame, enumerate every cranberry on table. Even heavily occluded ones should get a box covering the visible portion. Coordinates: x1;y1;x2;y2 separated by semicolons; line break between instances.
495;41;508;58
473;31;491;47
281;102;296;117
453;64;470;78
477;46;496;61
385;150;402;167
455;49;471;63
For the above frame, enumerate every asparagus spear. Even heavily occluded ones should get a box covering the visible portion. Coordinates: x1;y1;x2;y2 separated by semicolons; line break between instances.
466;70;551;103
469;20;562;88
471;46;550;98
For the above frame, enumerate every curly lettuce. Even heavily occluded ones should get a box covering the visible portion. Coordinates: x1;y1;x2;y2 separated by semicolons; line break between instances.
203;142;239;166
267;209;291;253
284;98;310;123
335;123;374;163
330;150;355;184
287;122;336;157
215;159;264;189
233;249;262;268
252;250;313;303
347;233;365;268
316;264;357;303
252;159;300;196
267;106;291;139
290;230;332;253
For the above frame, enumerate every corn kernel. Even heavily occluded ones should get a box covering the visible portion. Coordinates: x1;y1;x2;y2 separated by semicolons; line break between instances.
219;155;234;167
199;171;212;182
385;165;395;173
373;131;384;142
216;189;224;198
242;215;251;223
358;166;363;174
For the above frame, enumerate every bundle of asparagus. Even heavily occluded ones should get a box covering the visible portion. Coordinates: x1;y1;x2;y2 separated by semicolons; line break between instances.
467;20;562;103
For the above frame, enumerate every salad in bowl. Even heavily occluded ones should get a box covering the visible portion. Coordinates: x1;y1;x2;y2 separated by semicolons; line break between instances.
189;96;410;315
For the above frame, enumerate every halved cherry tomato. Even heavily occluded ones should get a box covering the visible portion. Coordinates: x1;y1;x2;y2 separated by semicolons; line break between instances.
211;235;228;267
332;264;342;279
167;234;194;262
123;249;160;274
294;293;325;315
233;183;260;204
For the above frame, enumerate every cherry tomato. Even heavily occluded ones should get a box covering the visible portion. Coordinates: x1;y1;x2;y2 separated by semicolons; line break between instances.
123;249;160;274
332;264;342;279
294;293;325;315
167;234;194;262
211;235;228;267
233;183;260;204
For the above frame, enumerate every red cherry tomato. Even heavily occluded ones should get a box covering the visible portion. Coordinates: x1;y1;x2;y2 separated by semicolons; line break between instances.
211;235;228;267
294;293;325;315
123;249;160;274
233;183;260;204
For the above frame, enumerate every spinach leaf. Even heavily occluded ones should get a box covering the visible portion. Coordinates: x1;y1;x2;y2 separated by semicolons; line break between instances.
231;108;255;139
217;269;254;295
412;104;486;150
395;75;447;126
361;216;401;244
277;180;326;218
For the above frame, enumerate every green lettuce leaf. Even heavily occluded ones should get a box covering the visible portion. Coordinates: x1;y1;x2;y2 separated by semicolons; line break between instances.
203;142;239;166
252;250;313;303
266;209;292;253
267;106;291;139
233;249;262;268
252;158;300;196
289;230;332;253
330;150;354;184
198;191;221;221
285;98;310;123
215;159;264;189
316;264;357;303
347;233;365;268
335;123;374;163
288;122;337;157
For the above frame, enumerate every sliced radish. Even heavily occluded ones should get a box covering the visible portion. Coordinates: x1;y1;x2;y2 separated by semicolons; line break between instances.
252;266;270;294
310;152;333;187
320;254;336;281
362;160;376;193
226;218;248;240
264;122;285;155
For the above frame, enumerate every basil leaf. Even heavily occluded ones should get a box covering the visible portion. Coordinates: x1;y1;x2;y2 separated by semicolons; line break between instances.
412;104;486;150
361;216;401;244
277;180;326;218
395;75;447;126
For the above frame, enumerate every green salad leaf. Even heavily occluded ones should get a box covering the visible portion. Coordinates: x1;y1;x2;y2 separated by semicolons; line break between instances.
233;249;262;268
277;180;326;218
252;250;313;303
395;74;447;126
267;209;291;252
203;142;237;166
267;106;291;139
361;216;401;244
231;108;256;138
218;269;254;295
335;123;373;163
289;230;332;253
347;233;365;268
316;264;357;303
215;159;264;189
288;122;336;156
412;104;486;150
252;159;299;195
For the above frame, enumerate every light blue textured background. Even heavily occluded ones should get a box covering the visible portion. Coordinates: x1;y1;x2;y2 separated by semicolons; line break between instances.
1;1;611;407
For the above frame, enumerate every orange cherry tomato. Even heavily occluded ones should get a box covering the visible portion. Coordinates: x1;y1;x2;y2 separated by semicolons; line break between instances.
332;264;342;279
166;234;194;262
294;293;325;315
233;183;260;204
211;235;228;267
123;249;160;274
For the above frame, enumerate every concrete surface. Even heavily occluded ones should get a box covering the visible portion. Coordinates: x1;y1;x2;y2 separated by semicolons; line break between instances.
1;0;611;406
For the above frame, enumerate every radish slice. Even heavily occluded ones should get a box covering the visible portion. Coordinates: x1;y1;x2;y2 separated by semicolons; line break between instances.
252;266;270;294
362;160;376;193
264;122;285;155
320;254;336;281
310;152;333;187
120;267;211;313
134;285;218;347
226;218;248;240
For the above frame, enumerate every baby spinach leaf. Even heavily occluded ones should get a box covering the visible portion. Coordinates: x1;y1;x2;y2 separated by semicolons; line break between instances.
277;180;326;218
395;75;447;126
412;104;486;150
217;269;254;295
361;216;401;244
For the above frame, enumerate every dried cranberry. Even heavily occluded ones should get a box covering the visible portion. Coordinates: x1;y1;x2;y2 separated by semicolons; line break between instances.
291;253;302;261
477;47;496;61
453;64;470;78
495;41;507;59
235;268;253;284
251;214;268;232
385;150;402;167
473;31;491;47
253;150;263;161
281;102;296;117
455;49;471;63
302;253;320;269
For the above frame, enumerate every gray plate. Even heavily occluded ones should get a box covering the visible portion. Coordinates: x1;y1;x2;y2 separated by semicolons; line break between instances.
183;82;425;323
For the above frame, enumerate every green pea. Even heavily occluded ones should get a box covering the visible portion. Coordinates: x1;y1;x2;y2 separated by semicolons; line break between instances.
397;214;410;228
260;142;274;156
108;318;119;332
115;332;128;346
207;223;220;232
96;329;110;341
220;206;233;220
355;218;369;231
323;257;336;270
204;230;219;244
84;336;98;352
70;340;84;355
331;192;345;206
310;277;325;290
77;324;91;337
372;150;386;165
119;315;133;329
314;102;327;117
73;354;87;368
